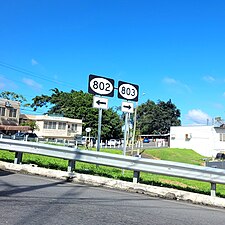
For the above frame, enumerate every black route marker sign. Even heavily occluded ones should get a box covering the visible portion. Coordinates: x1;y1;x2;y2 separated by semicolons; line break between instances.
118;81;139;102
88;74;114;97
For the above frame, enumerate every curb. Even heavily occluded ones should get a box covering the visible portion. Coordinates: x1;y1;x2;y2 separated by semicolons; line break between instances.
0;161;224;208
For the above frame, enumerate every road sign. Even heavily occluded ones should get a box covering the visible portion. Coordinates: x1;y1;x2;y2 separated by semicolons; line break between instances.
121;101;134;113
85;127;91;133
88;74;114;97
118;81;139;102
93;96;109;110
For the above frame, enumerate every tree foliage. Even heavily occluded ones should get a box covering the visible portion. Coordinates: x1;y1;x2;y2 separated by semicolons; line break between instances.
21;120;39;133
0;91;29;106
31;88;122;140
137;99;181;134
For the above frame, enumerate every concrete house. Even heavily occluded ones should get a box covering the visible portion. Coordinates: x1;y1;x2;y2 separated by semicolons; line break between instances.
170;125;225;157
0;98;30;134
20;114;82;140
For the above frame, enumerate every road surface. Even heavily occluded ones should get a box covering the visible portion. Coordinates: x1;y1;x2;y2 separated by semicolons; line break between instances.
0;170;224;225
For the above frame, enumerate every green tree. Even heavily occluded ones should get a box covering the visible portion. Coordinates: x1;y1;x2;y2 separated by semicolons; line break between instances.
137;99;181;134
31;89;122;140
20;120;39;133
0;91;29;107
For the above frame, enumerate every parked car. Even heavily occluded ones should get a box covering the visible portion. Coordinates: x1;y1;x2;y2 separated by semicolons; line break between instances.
11;132;38;141
107;139;120;146
94;140;106;147
143;137;150;143
75;136;96;146
0;131;11;139
74;135;83;145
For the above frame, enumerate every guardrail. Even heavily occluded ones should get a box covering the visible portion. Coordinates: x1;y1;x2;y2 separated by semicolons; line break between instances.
0;139;225;197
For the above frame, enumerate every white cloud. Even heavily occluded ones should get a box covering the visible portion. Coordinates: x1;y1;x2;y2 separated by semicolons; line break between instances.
163;77;192;93
163;77;177;84
31;59;38;66
0;75;18;90
186;109;211;124
203;75;215;82
22;78;42;90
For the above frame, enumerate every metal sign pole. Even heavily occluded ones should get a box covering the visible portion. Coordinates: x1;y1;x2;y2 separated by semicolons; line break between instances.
131;101;138;156
123;112;128;156
97;108;103;152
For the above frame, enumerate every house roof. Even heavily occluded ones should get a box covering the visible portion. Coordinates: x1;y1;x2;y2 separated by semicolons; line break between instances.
0;125;30;131
20;114;82;124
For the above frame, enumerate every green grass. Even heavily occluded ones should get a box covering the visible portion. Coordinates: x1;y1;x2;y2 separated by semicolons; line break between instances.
144;148;209;165
0;147;224;197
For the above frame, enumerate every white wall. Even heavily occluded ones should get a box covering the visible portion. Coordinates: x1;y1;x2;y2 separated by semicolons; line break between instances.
20;114;82;140
170;125;225;157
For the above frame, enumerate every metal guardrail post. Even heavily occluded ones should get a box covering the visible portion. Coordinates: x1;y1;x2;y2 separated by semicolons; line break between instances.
133;154;141;183
1;139;225;194
14;152;23;164
67;160;75;172
211;183;216;197
133;170;140;183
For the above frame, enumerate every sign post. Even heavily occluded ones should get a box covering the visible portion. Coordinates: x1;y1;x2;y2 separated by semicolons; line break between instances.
97;108;103;152
123;112;128;156
85;127;91;148
88;74;114;151
88;75;139;156
118;80;139;158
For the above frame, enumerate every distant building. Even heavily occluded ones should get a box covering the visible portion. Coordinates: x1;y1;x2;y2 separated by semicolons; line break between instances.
170;125;225;157
0;98;30;134
139;134;170;142
20;114;82;140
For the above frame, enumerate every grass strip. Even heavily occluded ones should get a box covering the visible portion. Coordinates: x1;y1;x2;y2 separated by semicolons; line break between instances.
0;148;224;197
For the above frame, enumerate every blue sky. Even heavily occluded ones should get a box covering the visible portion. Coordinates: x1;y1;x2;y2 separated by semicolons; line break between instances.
1;0;225;125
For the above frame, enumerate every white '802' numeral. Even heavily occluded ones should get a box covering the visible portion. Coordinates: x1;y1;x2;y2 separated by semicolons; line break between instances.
90;77;113;95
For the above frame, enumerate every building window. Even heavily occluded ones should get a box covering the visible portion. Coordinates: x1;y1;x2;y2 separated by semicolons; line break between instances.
44;121;57;129
58;122;66;130
0;107;5;116
220;133;225;142
71;124;77;131
9;108;17;118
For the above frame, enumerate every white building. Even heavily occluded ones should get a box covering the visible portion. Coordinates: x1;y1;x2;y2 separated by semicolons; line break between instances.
20;114;82;140
170;125;225;157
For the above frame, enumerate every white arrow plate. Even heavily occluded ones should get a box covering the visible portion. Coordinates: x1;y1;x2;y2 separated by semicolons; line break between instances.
93;96;109;110
121;101;134;113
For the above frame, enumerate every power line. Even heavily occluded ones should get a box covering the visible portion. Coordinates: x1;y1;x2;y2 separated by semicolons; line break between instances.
21;107;47;113
0;60;77;90
20;109;46;115
0;60;83;115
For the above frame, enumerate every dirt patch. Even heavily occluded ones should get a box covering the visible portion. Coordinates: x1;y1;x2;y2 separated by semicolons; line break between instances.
159;178;196;189
141;153;160;160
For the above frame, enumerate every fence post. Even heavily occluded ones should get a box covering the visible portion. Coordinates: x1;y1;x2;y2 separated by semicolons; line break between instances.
211;182;216;197
14;152;23;164
67;160;75;172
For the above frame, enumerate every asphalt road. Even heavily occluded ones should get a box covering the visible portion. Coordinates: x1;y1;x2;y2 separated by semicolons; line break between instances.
0;170;225;225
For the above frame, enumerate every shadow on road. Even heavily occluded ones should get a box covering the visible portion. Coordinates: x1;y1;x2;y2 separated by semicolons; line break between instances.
0;169;14;176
